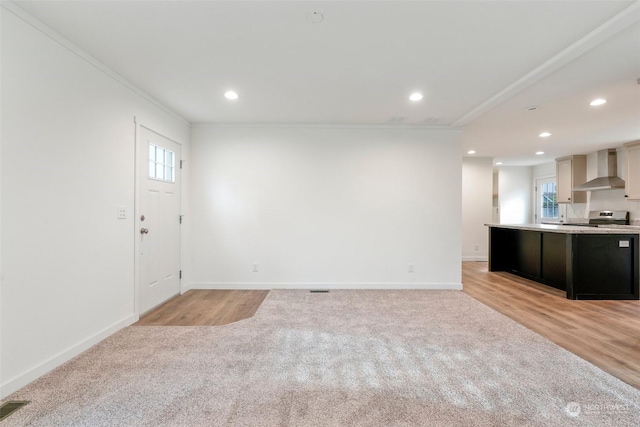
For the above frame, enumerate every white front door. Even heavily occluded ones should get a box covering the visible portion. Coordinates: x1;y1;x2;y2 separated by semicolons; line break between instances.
137;125;181;314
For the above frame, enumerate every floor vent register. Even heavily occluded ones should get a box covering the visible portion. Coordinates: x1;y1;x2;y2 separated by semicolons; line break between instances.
0;401;30;421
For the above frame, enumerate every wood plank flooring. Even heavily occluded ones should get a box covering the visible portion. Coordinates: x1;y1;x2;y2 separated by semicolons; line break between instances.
462;261;640;390
135;290;269;326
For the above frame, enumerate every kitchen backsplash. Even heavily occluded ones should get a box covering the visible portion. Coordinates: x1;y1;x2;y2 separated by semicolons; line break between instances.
563;188;640;224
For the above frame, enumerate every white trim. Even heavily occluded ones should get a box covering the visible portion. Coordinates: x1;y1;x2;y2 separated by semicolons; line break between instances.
462;256;488;262
452;1;640;127
133;117;140;319
186;282;463;290
0;315;137;399
190;122;461;131
0;1;189;126
534;175;559;224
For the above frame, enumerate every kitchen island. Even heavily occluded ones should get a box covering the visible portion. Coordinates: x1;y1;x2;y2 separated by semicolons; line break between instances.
487;224;639;300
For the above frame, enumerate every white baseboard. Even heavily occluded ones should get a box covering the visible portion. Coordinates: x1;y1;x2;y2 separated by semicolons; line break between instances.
187;282;463;290
462;256;488;262
0;314;137;399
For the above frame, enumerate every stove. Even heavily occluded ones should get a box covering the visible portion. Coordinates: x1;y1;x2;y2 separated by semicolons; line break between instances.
562;210;629;227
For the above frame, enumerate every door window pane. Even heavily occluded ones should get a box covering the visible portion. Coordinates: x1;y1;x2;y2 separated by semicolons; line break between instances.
148;144;175;183
540;182;558;220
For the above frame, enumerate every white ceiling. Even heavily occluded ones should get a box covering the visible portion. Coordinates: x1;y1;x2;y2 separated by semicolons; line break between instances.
8;0;640;165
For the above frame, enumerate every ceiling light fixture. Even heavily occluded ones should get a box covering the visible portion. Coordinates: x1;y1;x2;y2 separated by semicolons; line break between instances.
590;98;607;106
467;150;476;155
536;151;545;155
409;93;423;101
224;91;238;100
538;132;551;138
496;162;503;165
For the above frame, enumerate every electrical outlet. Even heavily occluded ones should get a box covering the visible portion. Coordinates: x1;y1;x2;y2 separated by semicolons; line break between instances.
252;263;259;272
474;244;480;251
408;264;414;273
117;206;127;219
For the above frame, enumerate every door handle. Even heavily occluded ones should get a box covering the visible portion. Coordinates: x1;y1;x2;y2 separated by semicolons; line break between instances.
140;228;149;235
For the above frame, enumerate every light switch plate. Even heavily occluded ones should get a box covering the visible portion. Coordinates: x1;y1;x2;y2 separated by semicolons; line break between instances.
117;206;127;219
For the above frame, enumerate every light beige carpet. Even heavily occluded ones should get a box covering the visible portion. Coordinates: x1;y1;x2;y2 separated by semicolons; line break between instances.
3;290;640;426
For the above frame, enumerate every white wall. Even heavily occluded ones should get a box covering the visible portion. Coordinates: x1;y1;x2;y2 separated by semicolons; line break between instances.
498;166;533;224
1;7;189;397
532;162;555;178
186;125;462;289
462;158;493;261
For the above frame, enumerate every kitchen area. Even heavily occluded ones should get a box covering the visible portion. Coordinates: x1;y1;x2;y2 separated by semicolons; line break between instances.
488;143;640;300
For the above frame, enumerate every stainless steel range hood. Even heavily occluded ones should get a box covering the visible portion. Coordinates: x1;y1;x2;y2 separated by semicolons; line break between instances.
573;149;625;191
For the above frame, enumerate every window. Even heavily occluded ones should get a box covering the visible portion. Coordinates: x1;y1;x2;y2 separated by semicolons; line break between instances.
538;180;558;222
148;144;175;182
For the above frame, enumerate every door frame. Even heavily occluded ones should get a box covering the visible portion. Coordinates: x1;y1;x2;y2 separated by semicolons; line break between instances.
534;175;558;224
133;118;184;318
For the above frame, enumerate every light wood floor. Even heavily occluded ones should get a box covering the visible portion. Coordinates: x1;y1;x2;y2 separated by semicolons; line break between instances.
135;264;640;390
135;290;269;326
463;261;640;390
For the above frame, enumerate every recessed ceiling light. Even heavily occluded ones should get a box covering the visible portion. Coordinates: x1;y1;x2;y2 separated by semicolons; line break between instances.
538;132;551;138
590;98;607;106
224;91;238;100
409;93;423;101
536;151;545;155
496;162;503;165
467;150;476;155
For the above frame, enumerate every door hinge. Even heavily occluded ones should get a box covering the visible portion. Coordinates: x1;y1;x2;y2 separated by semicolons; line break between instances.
179;215;184;224
180;160;184;169
179;270;182;279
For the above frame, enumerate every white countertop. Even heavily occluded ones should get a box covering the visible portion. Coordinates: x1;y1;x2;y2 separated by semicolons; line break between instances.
485;223;640;234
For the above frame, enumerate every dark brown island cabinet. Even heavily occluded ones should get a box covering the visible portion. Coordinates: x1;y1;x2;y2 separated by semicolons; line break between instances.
487;224;639;300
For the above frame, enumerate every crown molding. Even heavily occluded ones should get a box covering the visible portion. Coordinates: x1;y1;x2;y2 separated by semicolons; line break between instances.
452;1;640;127
1;1;189;126
190;122;462;131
